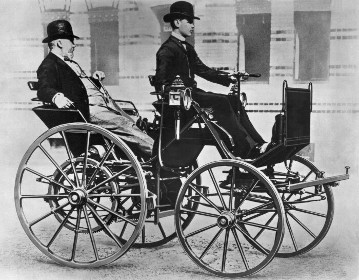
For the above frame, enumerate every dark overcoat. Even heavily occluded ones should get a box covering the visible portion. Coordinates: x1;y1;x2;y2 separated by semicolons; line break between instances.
155;35;232;89
36;52;99;120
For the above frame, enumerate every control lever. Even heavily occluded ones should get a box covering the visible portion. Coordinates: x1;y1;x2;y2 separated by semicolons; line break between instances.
175;110;181;140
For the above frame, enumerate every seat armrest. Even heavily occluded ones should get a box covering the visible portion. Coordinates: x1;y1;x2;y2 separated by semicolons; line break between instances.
28;81;39;91
148;75;155;87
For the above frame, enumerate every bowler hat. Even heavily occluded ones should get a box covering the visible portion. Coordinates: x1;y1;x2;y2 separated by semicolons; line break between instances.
163;1;200;23
42;20;80;43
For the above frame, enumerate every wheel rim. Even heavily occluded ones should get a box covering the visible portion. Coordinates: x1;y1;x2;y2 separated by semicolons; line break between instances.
14;123;147;268
269;155;334;257
175;159;285;277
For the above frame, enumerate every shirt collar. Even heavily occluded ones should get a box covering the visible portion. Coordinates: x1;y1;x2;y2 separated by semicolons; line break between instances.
171;31;186;42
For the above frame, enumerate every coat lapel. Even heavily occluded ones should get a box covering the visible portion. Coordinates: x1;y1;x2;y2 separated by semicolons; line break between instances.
49;52;82;83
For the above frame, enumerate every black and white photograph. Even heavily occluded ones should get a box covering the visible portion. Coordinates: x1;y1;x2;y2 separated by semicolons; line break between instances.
0;0;358;279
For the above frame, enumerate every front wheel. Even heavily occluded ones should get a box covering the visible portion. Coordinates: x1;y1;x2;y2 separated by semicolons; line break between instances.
175;159;285;277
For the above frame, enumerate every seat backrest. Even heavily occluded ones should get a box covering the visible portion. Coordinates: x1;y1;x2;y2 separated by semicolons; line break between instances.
283;81;312;146
33;106;87;129
252;81;312;167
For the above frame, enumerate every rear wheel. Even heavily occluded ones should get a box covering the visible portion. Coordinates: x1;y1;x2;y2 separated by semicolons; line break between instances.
14;123;147;268
269;155;334;257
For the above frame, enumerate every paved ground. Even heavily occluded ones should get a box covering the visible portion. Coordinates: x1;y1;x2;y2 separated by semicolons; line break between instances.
1;109;359;280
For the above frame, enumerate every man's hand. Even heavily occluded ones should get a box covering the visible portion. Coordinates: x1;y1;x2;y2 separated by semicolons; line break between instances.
228;75;237;84
92;71;105;81
229;71;249;83
53;93;74;109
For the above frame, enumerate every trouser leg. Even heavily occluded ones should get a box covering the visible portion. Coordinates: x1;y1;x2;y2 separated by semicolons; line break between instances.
90;110;154;159
192;89;265;158
237;105;266;145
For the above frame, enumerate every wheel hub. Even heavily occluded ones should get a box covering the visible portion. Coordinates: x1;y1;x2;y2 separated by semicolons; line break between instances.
68;188;87;206
217;212;236;229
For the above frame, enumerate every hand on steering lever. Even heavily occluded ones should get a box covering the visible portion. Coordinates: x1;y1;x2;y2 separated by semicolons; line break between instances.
92;71;105;81
240;72;249;81
229;71;249;82
53;93;74;109
228;75;237;84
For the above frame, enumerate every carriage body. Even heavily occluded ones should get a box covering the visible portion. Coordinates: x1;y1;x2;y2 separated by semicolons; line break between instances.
14;76;349;276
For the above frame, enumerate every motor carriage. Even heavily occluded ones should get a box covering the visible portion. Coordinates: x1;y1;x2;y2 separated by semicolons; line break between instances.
15;72;349;277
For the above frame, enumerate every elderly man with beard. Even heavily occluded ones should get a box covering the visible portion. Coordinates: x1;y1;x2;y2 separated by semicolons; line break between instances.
37;20;154;160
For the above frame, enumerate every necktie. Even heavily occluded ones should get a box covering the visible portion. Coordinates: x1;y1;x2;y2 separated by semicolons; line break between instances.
181;41;187;50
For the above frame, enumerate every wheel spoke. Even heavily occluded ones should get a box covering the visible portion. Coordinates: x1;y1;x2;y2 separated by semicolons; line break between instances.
253;213;277;240
289;193;320;203
189;183;221;213
291;206;326;218
61;131;81;187
185;223;217;238
287;211;317;238
87;165;134;193
284;192;294;201
38;144;76;189
87;204;123;248
118;222;128;240
88;198;137;226
29;202;70;227
47;206;75;248
234;179;259;211
234;224;268;254
221;229;230;272
288;159;293;171
83;205;99;260
238;201;273;217
242;211;267;222
199;228;224;259
88;194;141;198
229;167;236;211
141;225;146;243
302;170;314;181
232;228;250;270
81;131;91;187
285;212;298;251
237;220;278;231
24;167;72;192
21;194;68;199
180;207;219;218
208;168;227;210
70;207;82;261
158;222;167;239
86;142;116;188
